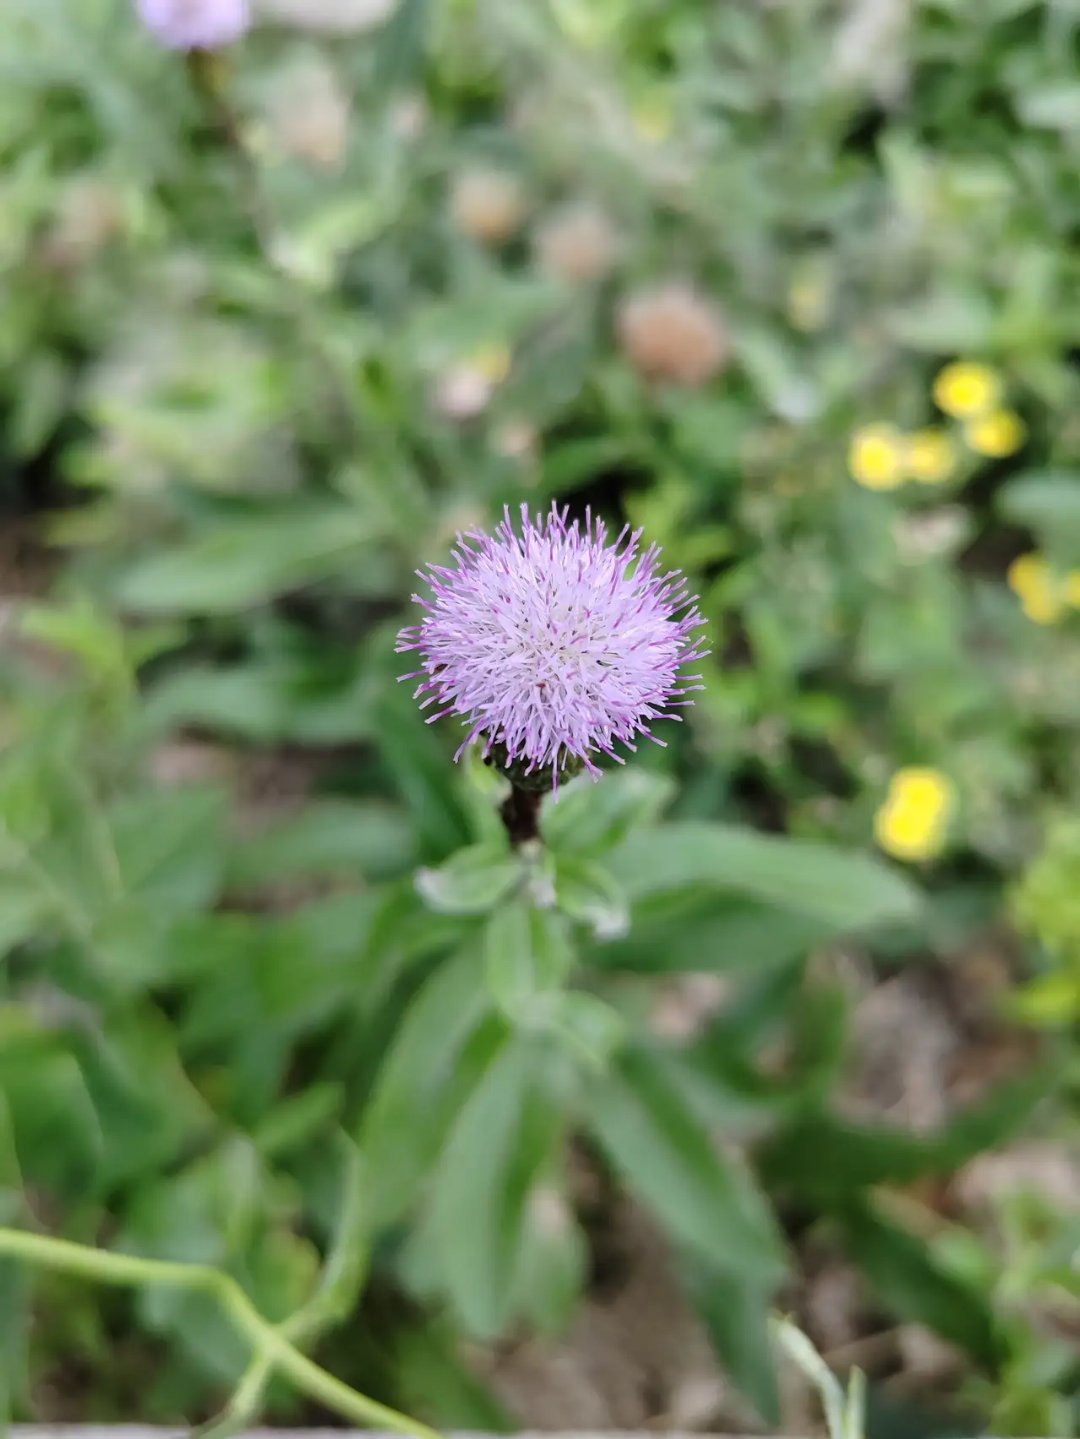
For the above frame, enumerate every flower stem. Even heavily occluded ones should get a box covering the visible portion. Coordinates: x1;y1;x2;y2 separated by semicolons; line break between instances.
185;50;277;254
183;50;372;466
0;1227;438;1439
500;784;543;846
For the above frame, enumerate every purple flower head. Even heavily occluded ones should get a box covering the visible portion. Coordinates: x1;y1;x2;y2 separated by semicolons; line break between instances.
136;0;251;50
397;504;708;787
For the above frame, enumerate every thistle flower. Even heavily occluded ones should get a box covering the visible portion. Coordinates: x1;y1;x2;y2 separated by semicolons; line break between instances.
397;504;707;786
136;0;250;49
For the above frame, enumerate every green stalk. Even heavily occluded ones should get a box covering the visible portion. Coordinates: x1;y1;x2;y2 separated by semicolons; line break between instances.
0;1227;438;1439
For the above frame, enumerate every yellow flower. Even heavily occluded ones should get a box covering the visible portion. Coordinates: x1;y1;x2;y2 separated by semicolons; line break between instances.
551;0;621;48
932;361;1002;419
874;767;955;862
787;274;830;333
849;423;906;490
1007;552;1078;625
467;342;512;384
631;93;674;144
963;408;1026;459
433;344;512;420
905;427;958;485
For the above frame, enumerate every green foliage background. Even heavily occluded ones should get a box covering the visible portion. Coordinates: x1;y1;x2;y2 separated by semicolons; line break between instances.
2;0;1080;1434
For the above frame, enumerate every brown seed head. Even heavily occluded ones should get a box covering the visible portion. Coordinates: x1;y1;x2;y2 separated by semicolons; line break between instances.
616;282;729;386
534;202;619;283
267;57;350;170
451;167;527;245
43;177;123;270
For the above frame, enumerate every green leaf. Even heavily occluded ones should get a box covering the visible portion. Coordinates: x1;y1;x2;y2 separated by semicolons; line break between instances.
19;597;133;689
416;843;521;915
120;1145;261;1384
391;1319;515;1432
358;949;504;1224
1016;82;1080;131
120;1141;252;1274
8;350;68;458
586;1046;787;1286
0;882;50;959
1012;970;1080;1025
840;1200;1002;1367
770;1316;848;1439
176;904;388;1113
762;1067;1054;1195
228;800;415;890
279;193;402;289
482;903;622;1063
938;1067;1058;1162
374;0;432;94
541;769;675;856
0;1034;102;1197
595;895;830;974
546;991;627;1069
0;1093;22;1225
554;855;629;939
998;471;1080;557
342;882;462;1016
6;758;125;927
512;1180;587;1335
888;285;996;352
609;822;920;931
687;1266;780;1425
115;505;383;615
421;1038;566;1337
248;1224;322;1325
735;325;819;421
109;785;227;913
0;1250;30;1422
146;649;380;745
289;1134;370;1342
252;1084;345;1160
373;681;472;856
68;1014;206;1185
540;436;632;498
499;320;596;423
483;900;574;1019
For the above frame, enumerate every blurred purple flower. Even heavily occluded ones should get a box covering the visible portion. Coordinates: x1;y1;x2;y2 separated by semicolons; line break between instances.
136;0;251;49
397;504;707;785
